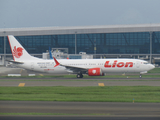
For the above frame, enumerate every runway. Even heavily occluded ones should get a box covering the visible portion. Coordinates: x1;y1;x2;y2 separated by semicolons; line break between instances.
0;77;160;86
1;101;160;117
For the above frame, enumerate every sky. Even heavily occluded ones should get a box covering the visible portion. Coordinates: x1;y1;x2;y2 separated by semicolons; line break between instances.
0;0;160;28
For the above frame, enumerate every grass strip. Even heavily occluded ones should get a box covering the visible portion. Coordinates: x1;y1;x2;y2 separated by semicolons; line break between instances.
0;86;160;103
148;68;160;73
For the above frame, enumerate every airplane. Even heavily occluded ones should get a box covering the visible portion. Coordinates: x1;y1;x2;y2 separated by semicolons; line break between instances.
7;35;155;78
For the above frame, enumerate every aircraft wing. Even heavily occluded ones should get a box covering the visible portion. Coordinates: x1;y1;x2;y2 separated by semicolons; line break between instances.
60;64;88;73
53;57;88;73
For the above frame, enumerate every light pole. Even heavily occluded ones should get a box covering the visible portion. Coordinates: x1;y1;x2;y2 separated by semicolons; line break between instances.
3;31;6;66
75;32;77;54
150;32;152;64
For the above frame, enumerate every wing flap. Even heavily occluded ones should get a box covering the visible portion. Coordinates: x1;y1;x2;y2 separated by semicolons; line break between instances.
61;64;88;73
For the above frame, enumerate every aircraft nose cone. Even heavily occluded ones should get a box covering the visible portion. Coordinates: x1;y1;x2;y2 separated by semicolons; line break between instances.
150;64;155;69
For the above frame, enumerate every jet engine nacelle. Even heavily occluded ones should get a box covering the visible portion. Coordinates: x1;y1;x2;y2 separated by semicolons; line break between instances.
88;68;104;76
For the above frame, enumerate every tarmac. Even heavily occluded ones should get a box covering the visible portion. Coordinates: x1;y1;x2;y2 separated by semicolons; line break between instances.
1;101;160;117
1;80;160;86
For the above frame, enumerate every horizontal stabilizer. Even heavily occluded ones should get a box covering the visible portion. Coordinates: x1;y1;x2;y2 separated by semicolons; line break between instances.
8;60;24;64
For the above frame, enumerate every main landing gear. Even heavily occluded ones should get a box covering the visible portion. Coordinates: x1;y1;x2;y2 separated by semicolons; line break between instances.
139;74;142;78
77;73;83;78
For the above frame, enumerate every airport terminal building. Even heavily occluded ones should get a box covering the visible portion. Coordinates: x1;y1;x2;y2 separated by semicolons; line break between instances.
0;24;160;65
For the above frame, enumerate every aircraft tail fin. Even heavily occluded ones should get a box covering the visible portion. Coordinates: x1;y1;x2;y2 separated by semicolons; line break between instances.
8;35;39;61
49;47;53;59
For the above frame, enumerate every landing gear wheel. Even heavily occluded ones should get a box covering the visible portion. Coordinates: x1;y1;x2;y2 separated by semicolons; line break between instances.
139;74;142;78
77;74;80;78
77;74;83;78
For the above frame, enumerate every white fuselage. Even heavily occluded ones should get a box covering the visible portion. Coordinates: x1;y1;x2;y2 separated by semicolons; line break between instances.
15;58;155;74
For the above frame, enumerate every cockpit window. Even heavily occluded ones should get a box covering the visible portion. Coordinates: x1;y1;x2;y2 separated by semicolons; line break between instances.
144;62;148;64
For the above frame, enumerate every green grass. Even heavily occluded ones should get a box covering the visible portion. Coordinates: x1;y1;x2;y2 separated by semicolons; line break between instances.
148;68;160;73
0;86;160;103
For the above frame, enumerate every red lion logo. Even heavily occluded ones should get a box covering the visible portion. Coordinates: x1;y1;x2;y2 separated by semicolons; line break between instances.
13;46;23;58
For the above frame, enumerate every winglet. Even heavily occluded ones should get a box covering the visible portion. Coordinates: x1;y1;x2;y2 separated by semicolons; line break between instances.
53;57;60;67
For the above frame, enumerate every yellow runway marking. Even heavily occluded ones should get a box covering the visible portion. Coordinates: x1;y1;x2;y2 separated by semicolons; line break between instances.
39;74;44;76
98;83;104;86
18;83;25;87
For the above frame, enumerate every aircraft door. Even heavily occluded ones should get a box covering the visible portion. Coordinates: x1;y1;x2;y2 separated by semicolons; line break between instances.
136;61;140;68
